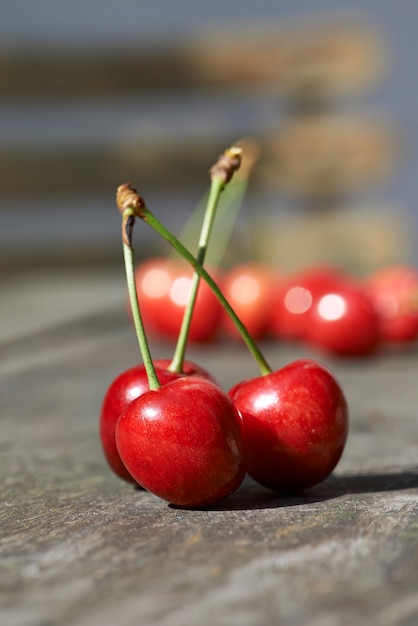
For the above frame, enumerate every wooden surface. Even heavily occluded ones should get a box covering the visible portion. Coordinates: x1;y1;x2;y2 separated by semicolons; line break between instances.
1;266;418;626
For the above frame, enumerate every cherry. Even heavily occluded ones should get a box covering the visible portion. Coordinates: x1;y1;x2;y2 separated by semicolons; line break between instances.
229;359;349;493
306;279;380;356
116;377;246;508
99;359;216;484
220;263;277;341
134;257;223;342
269;265;347;342
364;264;418;343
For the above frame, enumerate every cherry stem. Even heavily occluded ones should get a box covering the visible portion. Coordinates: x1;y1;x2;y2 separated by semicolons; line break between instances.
121;208;161;391
177;139;260;268
116;184;273;377
169;148;241;374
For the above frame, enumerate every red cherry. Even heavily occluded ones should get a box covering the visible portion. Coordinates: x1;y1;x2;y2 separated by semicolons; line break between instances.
229;359;349;493
116;377;246;508
306;280;380;356
364;265;418;343
269;265;347;342
99;359;216;484
220;263;277;340
134;257;223;342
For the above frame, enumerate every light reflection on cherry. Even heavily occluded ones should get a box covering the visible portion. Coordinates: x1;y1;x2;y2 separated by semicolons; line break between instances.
316;294;347;321
283;285;313;316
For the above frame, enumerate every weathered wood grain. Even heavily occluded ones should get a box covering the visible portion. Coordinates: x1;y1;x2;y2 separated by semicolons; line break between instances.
1;269;418;626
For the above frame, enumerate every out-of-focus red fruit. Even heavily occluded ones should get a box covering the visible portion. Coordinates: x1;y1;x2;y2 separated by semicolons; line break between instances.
364;265;418;343
268;265;348;342
133;257;223;342
221;263;277;340
306;280;380;356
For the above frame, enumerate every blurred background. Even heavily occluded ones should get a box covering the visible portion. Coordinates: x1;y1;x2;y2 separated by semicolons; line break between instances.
1;0;418;272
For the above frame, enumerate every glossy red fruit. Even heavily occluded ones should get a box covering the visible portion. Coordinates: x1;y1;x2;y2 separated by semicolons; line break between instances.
220;263;277;340
306;280;380;356
116;377;246;508
229;359;349;493
134;257;224;342
99;359;216;484
364;265;418;343
269;265;347;342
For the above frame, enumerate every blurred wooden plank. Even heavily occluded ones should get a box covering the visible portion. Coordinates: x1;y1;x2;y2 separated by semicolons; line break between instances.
0;139;230;193
0;16;385;96
0;95;267;193
252;205;413;273
261;114;396;196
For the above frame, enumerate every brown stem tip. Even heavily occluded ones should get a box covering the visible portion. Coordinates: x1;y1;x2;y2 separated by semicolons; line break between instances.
116;182;147;248
116;182;146;217
209;147;242;184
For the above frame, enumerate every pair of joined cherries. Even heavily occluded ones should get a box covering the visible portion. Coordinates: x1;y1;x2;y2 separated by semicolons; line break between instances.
99;149;349;509
100;357;348;508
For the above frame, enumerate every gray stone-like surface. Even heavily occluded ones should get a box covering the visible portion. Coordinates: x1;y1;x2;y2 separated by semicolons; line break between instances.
1;269;418;626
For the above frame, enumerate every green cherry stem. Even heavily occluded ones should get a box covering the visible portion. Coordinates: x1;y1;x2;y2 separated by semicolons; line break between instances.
169;147;242;374
116;183;273;377
120;205;160;391
177;139;260;268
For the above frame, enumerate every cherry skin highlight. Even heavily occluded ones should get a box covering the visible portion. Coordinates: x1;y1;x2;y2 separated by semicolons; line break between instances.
116;377;246;508
228;359;348;493
99;359;217;484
